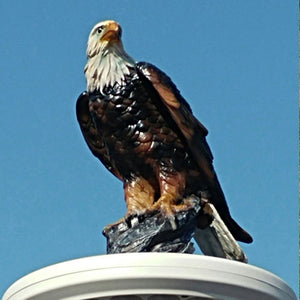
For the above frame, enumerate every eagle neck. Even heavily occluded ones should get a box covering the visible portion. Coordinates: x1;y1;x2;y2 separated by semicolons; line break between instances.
85;42;136;94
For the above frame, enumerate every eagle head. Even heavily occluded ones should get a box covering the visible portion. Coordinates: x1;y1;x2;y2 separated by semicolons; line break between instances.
84;20;135;93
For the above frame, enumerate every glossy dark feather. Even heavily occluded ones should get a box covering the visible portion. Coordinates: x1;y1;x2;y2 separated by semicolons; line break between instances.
76;91;122;180
77;62;252;244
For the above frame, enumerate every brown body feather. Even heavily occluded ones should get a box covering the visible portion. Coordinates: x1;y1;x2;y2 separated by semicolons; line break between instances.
76;62;253;243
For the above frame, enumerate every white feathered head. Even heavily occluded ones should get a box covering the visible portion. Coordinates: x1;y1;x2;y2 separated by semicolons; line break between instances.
84;20;135;93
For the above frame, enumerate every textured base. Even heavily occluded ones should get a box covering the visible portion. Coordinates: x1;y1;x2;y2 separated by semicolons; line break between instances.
102;198;248;263
103;201;201;254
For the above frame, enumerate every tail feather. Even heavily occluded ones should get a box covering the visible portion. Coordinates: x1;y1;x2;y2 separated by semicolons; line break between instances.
225;216;253;244
194;203;249;262
204;176;253;244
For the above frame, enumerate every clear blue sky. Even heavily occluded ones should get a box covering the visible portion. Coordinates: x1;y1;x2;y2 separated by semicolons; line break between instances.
0;0;298;296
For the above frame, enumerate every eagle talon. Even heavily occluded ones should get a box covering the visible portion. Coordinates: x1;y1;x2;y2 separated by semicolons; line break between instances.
105;217;126;230
123;213;140;228
124;210;151;228
152;199;195;216
152;202;178;229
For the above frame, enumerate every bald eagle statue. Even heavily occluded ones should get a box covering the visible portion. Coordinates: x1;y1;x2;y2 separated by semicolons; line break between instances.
76;20;253;244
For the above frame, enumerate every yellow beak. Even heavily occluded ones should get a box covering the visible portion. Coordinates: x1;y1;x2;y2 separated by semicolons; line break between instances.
101;21;120;42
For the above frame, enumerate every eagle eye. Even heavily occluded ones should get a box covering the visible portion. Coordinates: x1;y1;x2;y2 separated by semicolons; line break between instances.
97;25;105;34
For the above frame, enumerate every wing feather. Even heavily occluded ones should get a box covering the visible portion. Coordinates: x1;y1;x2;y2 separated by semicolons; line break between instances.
76;92;122;180
136;62;214;179
136;62;252;243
